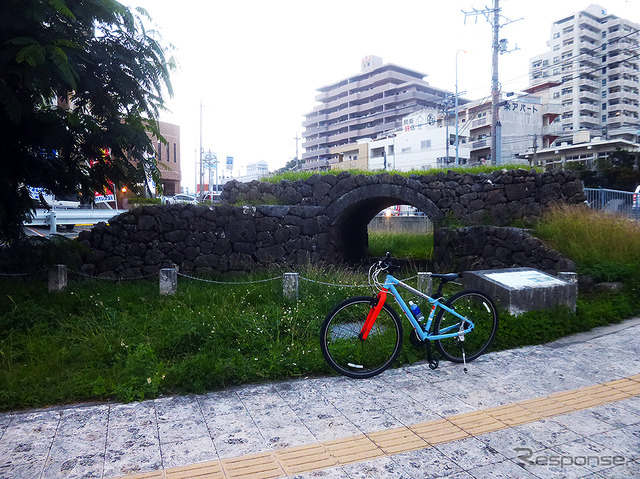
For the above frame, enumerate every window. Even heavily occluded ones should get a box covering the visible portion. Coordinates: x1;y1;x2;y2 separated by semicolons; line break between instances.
554;44;560;51
602;114;607;122
602;91;607;98
554;56;560;63
553;32;560;39
602;79;607;86
167;143;170;162
421;140;431;149
602;103;607;109
173;143;177;163
158;141;161;161
401;147;411;154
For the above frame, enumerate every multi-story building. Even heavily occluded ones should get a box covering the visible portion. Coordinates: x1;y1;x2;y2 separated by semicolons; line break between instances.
153;121;181;196
529;4;640;144
302;56;458;169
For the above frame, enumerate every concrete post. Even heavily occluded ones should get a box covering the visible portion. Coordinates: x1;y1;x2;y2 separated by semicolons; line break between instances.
159;268;178;295
49;264;67;292
558;272;578;284
49;210;57;236
417;272;433;296
283;273;299;301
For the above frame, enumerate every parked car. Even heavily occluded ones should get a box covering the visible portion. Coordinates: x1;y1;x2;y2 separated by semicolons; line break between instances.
28;187;80;209
201;192;222;202
163;194;197;205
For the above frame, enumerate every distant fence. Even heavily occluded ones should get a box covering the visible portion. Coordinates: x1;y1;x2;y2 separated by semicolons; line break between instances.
368;215;434;234
584;188;639;219
24;208;128;235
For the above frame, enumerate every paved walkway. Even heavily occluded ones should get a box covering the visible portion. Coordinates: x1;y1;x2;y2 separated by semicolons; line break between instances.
1;318;639;479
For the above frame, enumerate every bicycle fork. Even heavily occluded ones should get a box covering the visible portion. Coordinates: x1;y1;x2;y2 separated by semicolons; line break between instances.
359;290;388;340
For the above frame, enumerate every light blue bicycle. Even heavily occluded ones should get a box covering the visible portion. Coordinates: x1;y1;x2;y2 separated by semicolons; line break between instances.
320;253;499;378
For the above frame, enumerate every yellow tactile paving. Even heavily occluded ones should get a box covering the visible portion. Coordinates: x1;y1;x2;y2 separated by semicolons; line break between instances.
447;410;509;435
410;418;470;445
483;403;542;427
221;452;284;479
165;461;225;479
274;443;337;475
367;426;430;454
113;375;640;479
322;434;386;464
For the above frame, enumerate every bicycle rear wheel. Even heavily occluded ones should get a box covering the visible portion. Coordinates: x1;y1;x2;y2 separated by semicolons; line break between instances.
433;290;498;363
320;296;403;379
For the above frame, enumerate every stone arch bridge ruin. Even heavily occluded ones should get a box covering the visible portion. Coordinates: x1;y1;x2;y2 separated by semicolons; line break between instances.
78;169;585;278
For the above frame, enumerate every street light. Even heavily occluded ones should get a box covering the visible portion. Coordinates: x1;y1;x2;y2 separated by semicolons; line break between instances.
455;50;467;166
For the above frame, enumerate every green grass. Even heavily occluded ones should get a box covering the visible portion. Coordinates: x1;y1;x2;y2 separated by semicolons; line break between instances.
1;206;639;410
368;232;434;261
264;165;532;183
534;204;640;282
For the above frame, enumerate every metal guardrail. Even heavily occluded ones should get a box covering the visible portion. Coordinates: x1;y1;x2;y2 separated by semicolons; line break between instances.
25;209;128;235
583;188;639;219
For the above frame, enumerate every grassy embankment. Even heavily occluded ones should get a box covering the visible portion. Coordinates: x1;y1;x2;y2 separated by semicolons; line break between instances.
1;204;639;410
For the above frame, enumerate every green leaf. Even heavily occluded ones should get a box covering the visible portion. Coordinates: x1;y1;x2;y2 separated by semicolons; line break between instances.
48;0;76;21
16;44;46;67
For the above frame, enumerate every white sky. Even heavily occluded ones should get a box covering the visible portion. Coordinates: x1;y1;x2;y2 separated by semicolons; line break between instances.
123;0;639;191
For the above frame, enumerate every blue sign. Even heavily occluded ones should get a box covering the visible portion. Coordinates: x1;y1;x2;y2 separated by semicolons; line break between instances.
226;156;233;168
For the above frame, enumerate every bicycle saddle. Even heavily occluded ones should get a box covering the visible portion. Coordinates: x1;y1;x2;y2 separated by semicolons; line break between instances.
431;273;459;282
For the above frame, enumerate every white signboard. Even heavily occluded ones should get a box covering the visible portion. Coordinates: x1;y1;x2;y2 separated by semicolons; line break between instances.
486;270;565;289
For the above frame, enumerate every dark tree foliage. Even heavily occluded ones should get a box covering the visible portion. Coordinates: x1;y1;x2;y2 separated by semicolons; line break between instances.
576;149;640;191
0;0;173;241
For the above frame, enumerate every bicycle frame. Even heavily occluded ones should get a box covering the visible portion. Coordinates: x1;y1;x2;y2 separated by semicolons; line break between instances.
364;273;475;342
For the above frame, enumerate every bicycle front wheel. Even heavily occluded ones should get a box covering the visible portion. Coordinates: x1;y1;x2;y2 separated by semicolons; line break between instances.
433;290;498;363
320;296;403;379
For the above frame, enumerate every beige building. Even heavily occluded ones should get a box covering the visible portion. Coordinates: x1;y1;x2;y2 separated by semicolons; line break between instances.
154;121;181;196
519;130;640;170
529;4;640;144
302;56;458;170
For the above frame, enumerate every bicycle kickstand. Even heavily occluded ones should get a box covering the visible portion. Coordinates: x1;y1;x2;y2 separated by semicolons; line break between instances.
426;341;439;370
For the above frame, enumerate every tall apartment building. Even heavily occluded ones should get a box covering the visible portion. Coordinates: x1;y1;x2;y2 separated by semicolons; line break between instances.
529;4;640;143
302;56;455;169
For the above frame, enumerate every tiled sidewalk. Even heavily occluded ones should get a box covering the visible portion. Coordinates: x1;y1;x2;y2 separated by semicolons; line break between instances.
1;318;639;479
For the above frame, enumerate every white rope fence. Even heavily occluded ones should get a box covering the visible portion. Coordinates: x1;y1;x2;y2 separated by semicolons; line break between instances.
35;265;435;300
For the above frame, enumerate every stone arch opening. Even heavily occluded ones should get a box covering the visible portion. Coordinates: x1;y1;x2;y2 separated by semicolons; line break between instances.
325;184;444;264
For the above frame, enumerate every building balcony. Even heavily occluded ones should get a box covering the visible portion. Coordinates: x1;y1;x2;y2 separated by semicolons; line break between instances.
579;102;599;113
542;122;563;137
470;139;488;150
577;77;599;89
302;114;328;127
541;103;562;117
578;90;598;101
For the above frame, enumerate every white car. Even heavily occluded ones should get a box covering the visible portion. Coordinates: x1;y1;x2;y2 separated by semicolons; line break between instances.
28;187;80;209
164;194;197;205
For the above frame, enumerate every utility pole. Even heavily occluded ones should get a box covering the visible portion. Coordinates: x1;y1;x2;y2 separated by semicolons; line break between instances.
293;134;300;168
443;95;451;163
199;100;204;201
463;1;521;166
491;0;500;166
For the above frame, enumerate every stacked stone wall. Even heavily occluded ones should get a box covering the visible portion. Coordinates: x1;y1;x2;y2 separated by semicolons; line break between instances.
222;169;585;226
75;169;586;277
78;205;329;279
434;226;576;274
